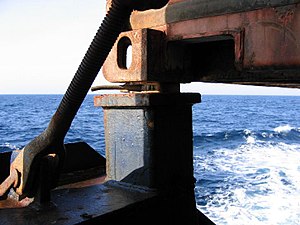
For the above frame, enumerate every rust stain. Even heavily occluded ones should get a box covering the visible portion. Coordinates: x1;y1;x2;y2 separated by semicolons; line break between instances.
275;5;296;25
0;196;34;209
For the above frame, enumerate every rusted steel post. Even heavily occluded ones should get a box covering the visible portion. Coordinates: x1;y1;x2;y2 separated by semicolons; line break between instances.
34;154;59;204
0;0;169;199
95;93;203;223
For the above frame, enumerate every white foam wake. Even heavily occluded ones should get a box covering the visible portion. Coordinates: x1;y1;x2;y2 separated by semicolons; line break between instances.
274;124;294;133
195;141;300;225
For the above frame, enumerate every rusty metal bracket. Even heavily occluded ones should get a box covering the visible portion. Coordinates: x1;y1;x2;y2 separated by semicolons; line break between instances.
91;82;160;93
103;29;168;83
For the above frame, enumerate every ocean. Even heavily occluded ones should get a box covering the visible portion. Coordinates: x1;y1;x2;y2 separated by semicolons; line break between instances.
0;94;299;224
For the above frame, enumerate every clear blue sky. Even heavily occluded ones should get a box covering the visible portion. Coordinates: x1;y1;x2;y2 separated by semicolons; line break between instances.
0;0;299;95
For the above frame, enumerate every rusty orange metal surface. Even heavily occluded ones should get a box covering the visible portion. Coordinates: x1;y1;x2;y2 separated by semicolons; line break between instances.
0;169;19;197
103;29;165;83
131;1;300;69
103;0;300;87
165;4;300;69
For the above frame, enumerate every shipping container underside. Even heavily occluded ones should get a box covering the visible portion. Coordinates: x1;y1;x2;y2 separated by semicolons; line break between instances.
126;0;300;88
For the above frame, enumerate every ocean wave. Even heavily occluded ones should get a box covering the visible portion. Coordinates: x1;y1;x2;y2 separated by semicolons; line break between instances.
274;124;296;133
194;138;300;225
194;126;300;150
0;143;17;153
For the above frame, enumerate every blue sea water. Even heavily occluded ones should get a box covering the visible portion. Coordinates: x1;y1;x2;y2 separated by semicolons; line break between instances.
0;94;299;224
0;95;105;156
193;95;300;225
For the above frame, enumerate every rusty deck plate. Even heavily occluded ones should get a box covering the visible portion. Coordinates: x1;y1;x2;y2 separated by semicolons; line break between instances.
0;181;156;225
